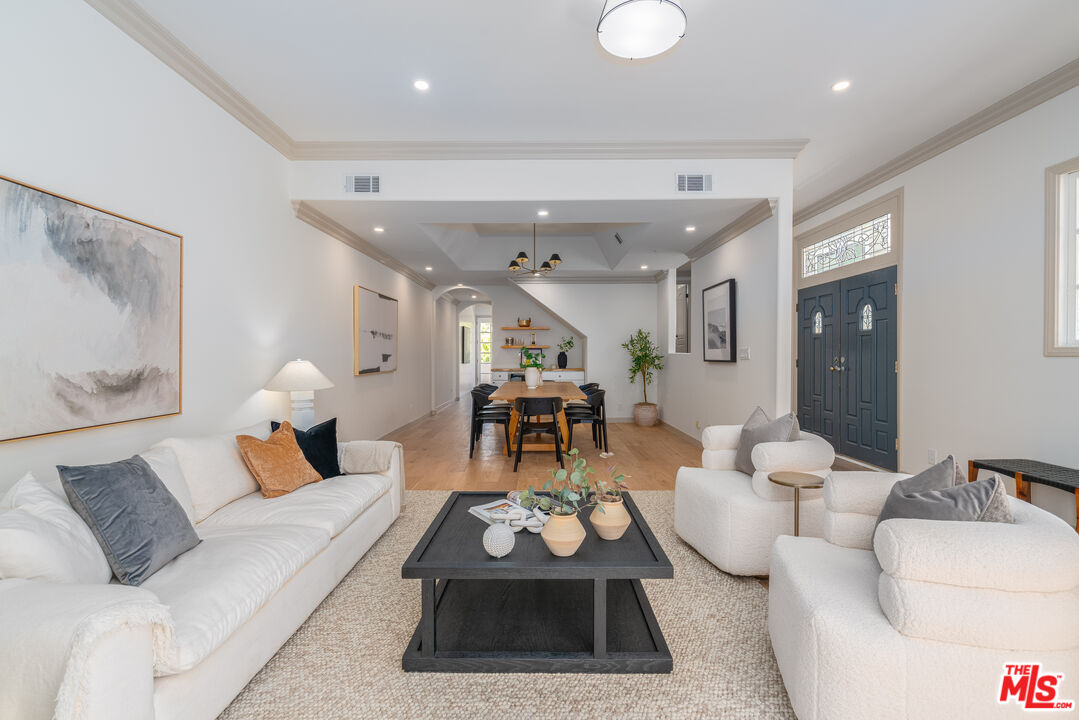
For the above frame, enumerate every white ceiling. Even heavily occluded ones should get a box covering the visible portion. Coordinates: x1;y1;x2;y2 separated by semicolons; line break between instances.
134;0;1079;210
306;198;760;284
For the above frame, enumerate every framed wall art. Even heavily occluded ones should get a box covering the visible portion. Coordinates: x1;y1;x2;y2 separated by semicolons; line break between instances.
702;278;736;363
0;174;183;442
353;284;398;375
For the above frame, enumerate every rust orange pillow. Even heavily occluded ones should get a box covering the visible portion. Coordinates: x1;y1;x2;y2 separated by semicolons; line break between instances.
236;421;322;498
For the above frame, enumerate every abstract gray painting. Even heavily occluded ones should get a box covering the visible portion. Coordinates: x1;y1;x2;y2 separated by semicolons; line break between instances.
0;176;182;441
353;285;397;375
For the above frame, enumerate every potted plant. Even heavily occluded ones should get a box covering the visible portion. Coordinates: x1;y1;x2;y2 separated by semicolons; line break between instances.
520;346;546;389
556;335;575;369
622;329;665;427
519;449;631;555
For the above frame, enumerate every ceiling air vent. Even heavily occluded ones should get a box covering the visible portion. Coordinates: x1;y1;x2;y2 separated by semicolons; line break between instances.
676;173;712;192
345;175;380;193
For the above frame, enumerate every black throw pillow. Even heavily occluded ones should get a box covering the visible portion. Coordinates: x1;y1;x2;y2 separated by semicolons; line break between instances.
58;455;200;586
271;417;340;479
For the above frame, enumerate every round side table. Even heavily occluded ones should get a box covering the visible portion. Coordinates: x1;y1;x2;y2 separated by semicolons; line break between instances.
768;471;824;536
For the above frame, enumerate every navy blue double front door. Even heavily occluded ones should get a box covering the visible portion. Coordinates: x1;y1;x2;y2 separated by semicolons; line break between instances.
797;266;898;470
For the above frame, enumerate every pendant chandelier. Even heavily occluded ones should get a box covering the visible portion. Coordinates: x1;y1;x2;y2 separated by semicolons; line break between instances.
508;224;562;277
597;0;687;60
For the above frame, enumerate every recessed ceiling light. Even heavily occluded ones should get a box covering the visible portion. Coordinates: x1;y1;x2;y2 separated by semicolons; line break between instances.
471;294;477;299
641;265;649;270
413;79;430;91
537;210;549;217
685;226;696;232
425;266;433;271
456;283;463;287
831;80;851;92
373;226;385;233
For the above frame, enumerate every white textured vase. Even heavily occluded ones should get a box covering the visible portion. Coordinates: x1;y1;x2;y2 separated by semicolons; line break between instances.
524;366;542;389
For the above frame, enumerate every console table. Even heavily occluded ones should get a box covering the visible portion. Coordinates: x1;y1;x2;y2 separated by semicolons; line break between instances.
969;459;1079;531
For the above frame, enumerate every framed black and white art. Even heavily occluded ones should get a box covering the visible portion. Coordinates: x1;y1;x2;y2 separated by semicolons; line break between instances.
702;278;736;363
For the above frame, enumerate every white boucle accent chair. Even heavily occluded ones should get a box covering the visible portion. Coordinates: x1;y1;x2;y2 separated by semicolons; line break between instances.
673;422;836;576
770;470;1079;720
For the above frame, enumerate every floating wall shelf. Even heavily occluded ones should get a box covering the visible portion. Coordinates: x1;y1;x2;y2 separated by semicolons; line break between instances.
500;345;550;349
500;326;550;331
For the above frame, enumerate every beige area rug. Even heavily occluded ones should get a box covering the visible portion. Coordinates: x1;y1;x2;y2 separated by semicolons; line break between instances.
220;491;795;720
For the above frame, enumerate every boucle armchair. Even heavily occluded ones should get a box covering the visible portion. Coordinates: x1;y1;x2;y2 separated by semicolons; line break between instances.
770;471;1079;719
673;423;835;575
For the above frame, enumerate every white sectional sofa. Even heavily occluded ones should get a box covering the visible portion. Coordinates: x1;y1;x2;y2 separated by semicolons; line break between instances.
0;423;405;720
673;423;835;575
769;470;1079;719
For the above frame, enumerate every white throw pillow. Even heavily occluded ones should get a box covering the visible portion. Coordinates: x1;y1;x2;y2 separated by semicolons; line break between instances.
153;421;272;522
140;446;197;523
0;472;112;583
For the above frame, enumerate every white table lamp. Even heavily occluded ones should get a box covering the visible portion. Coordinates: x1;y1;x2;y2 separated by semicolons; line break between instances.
264;359;334;431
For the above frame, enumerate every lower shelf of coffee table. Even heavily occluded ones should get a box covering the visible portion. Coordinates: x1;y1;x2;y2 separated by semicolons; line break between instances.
402;577;671;673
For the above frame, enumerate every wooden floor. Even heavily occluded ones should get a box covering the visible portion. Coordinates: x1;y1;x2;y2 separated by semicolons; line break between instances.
385;397;703;491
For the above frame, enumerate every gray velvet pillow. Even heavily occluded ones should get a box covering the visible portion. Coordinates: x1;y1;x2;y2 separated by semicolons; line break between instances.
735;407;800;475
877;456;1013;527
58;455;200;586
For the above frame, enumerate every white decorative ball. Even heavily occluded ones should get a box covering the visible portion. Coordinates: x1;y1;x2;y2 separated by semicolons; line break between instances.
483;522;515;558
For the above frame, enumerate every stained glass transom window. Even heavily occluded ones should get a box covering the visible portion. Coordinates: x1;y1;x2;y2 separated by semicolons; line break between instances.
813;310;822;335
802;213;891;279
860;304;873;331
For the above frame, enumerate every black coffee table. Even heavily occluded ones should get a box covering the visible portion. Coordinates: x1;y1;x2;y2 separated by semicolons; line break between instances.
401;491;673;673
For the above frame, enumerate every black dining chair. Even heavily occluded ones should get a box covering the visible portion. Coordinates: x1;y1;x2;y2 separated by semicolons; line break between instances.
512;396;565;472
567;382;600;408
470;388;512;458
566;389;608;453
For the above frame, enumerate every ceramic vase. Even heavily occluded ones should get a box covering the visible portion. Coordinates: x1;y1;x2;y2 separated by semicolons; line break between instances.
540;511;586;557
590;498;632;540
524;366;542;389
557;351;568;368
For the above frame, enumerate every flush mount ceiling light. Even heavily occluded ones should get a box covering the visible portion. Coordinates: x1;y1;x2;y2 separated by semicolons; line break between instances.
831;80;851;92
508;224;563;277
413;79;430;91
597;0;687;60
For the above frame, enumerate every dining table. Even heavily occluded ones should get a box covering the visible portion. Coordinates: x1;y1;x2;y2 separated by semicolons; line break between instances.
486;380;587;453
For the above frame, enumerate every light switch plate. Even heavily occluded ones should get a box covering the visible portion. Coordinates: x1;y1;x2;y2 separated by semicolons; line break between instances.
738;347;751;360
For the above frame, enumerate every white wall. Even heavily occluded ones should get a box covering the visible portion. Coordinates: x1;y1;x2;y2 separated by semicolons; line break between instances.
794;85;1079;526
518;282;658;420
661;215;784;438
458;303;478;393
475;284;585;371
433;297;458;409
0;0;432;491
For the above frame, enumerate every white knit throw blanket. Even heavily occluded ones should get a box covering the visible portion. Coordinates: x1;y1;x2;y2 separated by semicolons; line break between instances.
0;579;172;720
340;440;401;475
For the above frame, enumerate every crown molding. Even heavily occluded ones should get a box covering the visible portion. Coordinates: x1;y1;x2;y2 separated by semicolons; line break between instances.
292;201;436;290
512;275;660;285
687;198;776;260
795;56;1079;226
290;139;808;161
84;1;808;164
653;269;668;283
85;0;298;158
